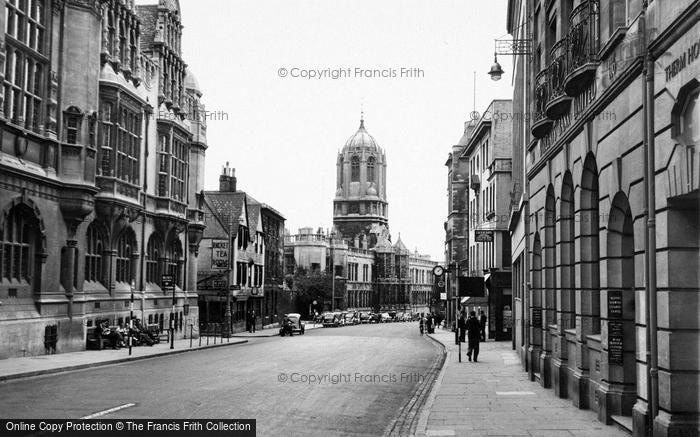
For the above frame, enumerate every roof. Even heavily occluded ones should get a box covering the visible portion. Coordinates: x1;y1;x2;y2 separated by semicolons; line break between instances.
393;235;409;253
203;191;247;237
247;201;262;236
185;69;202;96
344;118;380;152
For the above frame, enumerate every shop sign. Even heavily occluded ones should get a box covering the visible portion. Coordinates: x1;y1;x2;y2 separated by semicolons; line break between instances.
211;240;229;270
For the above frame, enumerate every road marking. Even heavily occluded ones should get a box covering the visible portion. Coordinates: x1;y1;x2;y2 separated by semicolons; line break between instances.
426;430;456;436
496;391;536;396
81;403;136;419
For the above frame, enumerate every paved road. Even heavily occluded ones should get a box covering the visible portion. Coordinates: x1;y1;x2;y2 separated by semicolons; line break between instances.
0;322;440;436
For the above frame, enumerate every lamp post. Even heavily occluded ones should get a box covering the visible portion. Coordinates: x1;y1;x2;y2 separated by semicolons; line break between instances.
129;280;135;356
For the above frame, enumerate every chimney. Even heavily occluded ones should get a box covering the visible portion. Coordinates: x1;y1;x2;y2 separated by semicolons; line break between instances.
219;162;237;192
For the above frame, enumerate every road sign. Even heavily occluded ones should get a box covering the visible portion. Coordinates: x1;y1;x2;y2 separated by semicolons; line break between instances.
437;281;445;288
440;293;447;301
474;230;494;242
161;274;174;290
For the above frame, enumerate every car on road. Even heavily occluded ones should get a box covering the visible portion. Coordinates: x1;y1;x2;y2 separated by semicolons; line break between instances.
359;312;372;324
343;312;359;325
380;313;392;323
279;313;305;336
396;312;405;322
402;313;414;322
322;312;342;327
370;313;382;323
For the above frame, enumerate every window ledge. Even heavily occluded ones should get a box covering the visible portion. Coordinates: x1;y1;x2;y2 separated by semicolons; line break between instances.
599;26;628;60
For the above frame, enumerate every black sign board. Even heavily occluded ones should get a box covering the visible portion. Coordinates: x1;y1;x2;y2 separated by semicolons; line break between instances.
532;308;543;327
608;291;623;319
474;230;494;243
608;320;624;364
458;277;485;297
161;274;174;290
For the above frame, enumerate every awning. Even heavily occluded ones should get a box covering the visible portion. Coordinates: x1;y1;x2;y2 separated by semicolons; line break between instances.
234;295;249;302
460;297;470;305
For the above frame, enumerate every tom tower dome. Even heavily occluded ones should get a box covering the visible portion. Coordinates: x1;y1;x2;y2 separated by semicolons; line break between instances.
333;115;389;248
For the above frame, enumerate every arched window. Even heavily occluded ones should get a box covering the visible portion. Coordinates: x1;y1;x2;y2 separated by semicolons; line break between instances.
146;234;163;284
1;204;41;284
166;236;183;288
680;85;698;146
351;156;360;182
367;157;375;182
85;223;104;284
580;153;600;334
115;228;136;284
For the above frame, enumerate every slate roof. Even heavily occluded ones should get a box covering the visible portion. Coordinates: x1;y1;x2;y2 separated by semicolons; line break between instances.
204;191;247;238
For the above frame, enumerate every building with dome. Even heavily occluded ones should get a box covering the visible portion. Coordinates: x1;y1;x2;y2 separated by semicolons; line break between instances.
285;115;438;315
333;116;388;248
0;0;208;357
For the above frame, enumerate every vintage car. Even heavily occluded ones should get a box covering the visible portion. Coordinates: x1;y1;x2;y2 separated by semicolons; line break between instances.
279;313;305;336
343;312;359;325
380;312;392;323
322;312;342;327
359;312;373;324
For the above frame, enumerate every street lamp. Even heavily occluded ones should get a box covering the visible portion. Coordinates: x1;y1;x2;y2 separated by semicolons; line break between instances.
488;54;504;81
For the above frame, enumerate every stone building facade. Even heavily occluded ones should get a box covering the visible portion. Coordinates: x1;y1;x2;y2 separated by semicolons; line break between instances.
506;0;699;435
0;0;207;358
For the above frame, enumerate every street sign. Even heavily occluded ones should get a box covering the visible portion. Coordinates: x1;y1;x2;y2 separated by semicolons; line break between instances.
474;230;494;242
161;274;174;290
440;292;447;300
211;240;230;270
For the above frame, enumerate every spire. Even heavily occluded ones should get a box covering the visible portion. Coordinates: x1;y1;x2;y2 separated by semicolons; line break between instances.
360;105;365;129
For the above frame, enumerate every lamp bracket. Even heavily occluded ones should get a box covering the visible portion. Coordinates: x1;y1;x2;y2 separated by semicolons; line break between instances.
495;38;533;56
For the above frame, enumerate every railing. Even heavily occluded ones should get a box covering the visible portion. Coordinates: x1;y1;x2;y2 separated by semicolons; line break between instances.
549;38;569;101
568;0;600;71
534;68;550;123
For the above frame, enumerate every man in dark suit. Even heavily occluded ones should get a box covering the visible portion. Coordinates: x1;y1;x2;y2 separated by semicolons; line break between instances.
465;311;481;362
480;310;487;342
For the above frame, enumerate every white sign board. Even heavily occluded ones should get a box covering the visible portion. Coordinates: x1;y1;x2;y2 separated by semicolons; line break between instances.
440;292;447;301
211;240;230;270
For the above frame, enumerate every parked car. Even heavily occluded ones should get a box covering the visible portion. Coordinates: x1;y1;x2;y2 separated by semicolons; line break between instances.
388;310;397;321
370;313;382;324
279;313;305;336
343;312;359;325
359;312;372;324
322;312;342;327
396;312;405;322
380;312;392;323
402;313;413;322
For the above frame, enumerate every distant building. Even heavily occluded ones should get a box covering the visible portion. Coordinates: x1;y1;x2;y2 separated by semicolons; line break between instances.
286;116;437;315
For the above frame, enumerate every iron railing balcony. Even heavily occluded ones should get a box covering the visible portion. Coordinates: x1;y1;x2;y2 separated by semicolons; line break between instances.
531;68;553;139
546;37;572;120
564;0;600;96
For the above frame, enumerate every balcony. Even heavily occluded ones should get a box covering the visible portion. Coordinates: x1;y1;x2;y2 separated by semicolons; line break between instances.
564;0;600;96
545;38;572;120
531;68;553;139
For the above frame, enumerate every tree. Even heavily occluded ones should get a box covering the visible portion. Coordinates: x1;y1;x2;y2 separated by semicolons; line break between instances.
284;267;345;316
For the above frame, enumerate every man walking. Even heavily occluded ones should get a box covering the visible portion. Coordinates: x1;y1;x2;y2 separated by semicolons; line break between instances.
479;310;487;342
250;310;256;333
465;311;481;362
458;311;467;344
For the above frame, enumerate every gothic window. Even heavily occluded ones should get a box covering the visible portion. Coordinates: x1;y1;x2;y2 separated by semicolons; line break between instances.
116;107;141;184
170;137;187;202
367;157;375;182
99;103;113;175
1;204;41;284
146;234;162;285
115;228;136;284
351;156;360;182
84;223;104;284
63;107;83;145
157;134;169;196
119;21;126;65
4;0;47;132
165;236;183;288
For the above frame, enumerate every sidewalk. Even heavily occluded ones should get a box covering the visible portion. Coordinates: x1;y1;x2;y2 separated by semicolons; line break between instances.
0;336;247;382
416;329;628;437
231;323;323;337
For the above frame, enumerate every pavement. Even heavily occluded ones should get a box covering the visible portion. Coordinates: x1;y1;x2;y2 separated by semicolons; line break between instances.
0;335;248;382
416;328;629;437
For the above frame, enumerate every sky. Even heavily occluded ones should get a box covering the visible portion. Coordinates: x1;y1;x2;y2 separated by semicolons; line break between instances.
177;0;514;262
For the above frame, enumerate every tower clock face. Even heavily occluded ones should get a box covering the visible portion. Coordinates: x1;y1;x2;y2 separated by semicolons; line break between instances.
433;265;445;277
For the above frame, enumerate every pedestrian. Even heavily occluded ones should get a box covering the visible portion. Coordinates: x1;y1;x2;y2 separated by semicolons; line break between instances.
419;313;425;335
480;310;487;342
250;310;256;333
458;311;467;343
426;314;434;334
465;311;481;362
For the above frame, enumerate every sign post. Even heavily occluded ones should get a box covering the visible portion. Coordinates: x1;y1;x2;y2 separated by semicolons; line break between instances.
129;280;135;356
162;274;175;350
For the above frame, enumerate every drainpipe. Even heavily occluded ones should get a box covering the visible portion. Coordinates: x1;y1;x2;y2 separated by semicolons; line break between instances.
641;0;659;428
523;0;532;380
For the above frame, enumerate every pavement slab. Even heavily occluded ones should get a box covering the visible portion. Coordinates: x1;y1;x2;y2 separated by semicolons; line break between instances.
415;329;629;437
